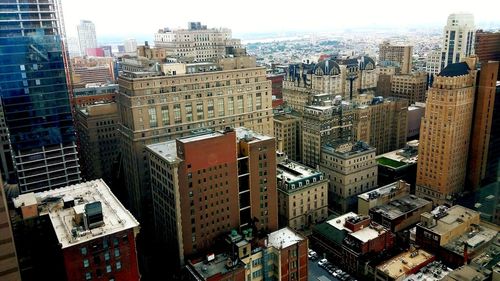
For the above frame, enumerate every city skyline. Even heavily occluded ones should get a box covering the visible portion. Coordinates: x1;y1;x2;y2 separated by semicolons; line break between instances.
62;0;500;43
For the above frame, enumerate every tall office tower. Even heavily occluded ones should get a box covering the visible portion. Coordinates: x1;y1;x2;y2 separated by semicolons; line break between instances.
475;30;500;77
425;50;442;76
67;36;80;58
118;58;273;218
366;97;408;155
440;13;475;71
467;61;499;190
75;102;120;185
390;72;428;103
416;61;476;204
123;39;137;53
12;180;140;281
379;42;413;74
301;96;356;168
0;175;22;281
77;20;97;56
154;22;241;62
274;114;301;161
146;127;278;267
0;0;81;193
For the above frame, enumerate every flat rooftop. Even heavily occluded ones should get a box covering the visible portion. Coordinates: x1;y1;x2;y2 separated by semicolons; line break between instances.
370;195;431;220
190;253;242;279
235;127;273;142
442;265;489;281
420;205;480;236
14;180;139;249
268;227;304;249
358;181;409;201
377;140;419;168
377;249;434;279
274;114;299;122
403;260;452;281
444;227;498;257
326;212;358;232
146;140;179;163
350;224;386;243
277;159;322;185
322;141;375;159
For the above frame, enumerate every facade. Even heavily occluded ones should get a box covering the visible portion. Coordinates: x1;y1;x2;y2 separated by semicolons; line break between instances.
320;141;378;213
124;39;137;53
277;159;328;230
77;20;97;56
475;30;500;76
440;13;475;70
0;176;22;281
72;66;114;88
146;128;277;267
416;61;476;204
75;102;120;185
365;97;408;155
467;61;499;191
154;22;241;62
0;0;81;193
377;140;419;190
357;180;410;216
369;195;432;232
407;102;425;139
378;42;413;74
118;59;273;218
267;73;285;99
12;180;141;281
390;72;427;104
425;50;442;75
274;114;301;162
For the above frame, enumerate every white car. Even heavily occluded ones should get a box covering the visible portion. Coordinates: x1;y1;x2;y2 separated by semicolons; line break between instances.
318;258;328;266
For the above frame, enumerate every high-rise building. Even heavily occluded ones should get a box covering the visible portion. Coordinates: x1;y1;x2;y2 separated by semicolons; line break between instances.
378;42;413;74
146;128;278;267
475;30;500;77
466;61;499;190
154;22;241;62
440;13;475;70
425;50;442;76
75;102;120;185
320;141;378;212
118;58;273;218
390;72;428;104
0;175;22;281
77;20;97;56
416;61;476;204
274;114;301;161
0;0;81;193
12;179;140;281
123;39;137;53
277;159;328;230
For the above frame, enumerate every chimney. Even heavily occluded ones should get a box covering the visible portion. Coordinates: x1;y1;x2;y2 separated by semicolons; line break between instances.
463;242;468;265
278;138;284;152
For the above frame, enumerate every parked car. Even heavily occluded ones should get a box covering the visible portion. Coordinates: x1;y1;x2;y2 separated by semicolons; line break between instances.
318;258;328;267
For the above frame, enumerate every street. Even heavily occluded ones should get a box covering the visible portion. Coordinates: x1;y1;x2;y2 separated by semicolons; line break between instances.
308;259;341;281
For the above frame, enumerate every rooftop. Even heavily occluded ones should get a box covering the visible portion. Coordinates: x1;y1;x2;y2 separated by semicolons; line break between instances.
358;180;410;202
419;205;480;236
443;226;499;257
439;62;470;77
234;127;273;143
326;212;358;232
349;224;386;243
13;180;139;249
277;159;324;190
267;227;304;249
146;140;179;163
377;140;419;168
377;249;434;280
370;195;431;220
403;260;452;281
322;141;375;159
190;253;242;280
442;265;489;281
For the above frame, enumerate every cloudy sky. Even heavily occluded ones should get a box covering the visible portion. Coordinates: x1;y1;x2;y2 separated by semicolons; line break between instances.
61;0;500;41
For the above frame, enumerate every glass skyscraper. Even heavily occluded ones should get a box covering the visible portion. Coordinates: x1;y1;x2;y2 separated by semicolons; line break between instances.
0;0;81;193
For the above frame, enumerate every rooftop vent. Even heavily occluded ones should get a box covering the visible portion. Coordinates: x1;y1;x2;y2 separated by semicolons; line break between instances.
85;201;104;230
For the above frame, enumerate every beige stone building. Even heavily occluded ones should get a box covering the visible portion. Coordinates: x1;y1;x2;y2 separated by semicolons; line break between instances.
357;180;410;215
274;113;302;162
416;61;476;204
320;141;378;212
379;42;413;74
390;72;428;103
75;102;120;185
277;159;328;230
118;58;273;217
282;81;316;113
153;22;241;62
363;97;408;155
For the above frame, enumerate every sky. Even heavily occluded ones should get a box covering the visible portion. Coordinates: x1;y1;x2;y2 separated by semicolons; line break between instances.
61;0;500;42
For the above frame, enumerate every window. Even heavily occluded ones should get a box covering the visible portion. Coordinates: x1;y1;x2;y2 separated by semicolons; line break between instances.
83;259;89;268
218;99;224;116
114;248;120;257
161;106;169;125
148;107;157;128
207;99;214;118
185;103;193;122
228;97;234;115
113;238;119;247
247;94;253;112
196;101;204;120
106;265;112;273
81;247;88;255
237;96;244;113
105;252;110;261
116;261;122;270
85;272;92;280
173;104;181;124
